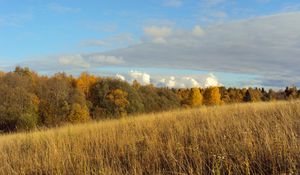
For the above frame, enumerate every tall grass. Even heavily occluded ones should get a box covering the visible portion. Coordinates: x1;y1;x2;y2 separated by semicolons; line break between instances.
0;101;299;174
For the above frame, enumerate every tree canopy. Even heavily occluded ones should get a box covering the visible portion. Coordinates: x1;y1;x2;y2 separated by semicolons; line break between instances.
0;67;298;132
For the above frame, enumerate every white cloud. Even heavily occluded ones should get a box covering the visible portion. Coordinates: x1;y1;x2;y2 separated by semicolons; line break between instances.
115;74;126;81
116;71;221;88
156;74;221;88
128;70;151;85
144;26;172;43
144;26;172;38
204;74;221;87
58;55;90;68
163;0;183;8
158;76;201;88
193;25;205;37
86;54;124;65
22;53;125;72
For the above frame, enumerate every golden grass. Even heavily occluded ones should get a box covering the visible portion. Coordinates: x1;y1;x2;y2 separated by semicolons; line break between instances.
0;101;299;175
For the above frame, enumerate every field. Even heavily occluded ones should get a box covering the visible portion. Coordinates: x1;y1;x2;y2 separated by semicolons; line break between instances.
0;101;299;175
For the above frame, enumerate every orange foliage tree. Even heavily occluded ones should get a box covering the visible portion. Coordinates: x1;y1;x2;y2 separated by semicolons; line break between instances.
204;87;221;105
187;88;203;107
76;72;98;98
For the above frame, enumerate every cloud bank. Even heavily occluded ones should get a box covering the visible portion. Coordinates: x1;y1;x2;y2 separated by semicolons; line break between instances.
107;12;300;87
116;70;221;88
17;12;300;87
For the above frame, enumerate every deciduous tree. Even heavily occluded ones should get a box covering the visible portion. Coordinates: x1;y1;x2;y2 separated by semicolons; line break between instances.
76;72;98;98
187;88;203;107
204;87;221;105
106;89;129;116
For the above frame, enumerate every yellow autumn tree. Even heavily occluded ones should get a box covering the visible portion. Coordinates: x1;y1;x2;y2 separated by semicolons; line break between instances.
204;87;221;105
187;88;203;107
67;103;91;123
76;72;98;98
177;89;191;107
105;89;130;116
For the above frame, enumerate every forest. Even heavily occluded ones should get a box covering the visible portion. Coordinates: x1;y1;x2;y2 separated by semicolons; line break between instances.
0;67;299;132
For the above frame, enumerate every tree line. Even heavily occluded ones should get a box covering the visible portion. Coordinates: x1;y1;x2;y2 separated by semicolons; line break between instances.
0;67;299;132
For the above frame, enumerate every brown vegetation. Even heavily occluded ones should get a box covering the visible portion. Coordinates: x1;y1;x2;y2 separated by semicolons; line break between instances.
1;66;300;134
0;100;299;174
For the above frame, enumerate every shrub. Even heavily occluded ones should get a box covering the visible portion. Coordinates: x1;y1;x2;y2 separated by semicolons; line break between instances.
16;113;39;131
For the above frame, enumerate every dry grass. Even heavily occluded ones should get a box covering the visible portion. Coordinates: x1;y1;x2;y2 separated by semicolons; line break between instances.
0;101;299;175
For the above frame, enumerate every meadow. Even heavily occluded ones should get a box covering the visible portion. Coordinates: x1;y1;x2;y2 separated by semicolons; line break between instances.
0;101;299;175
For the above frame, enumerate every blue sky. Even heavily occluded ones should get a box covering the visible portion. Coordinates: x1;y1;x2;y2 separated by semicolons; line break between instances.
1;0;300;88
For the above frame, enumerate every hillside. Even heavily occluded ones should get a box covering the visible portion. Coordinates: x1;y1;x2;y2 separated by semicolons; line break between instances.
0;101;299;175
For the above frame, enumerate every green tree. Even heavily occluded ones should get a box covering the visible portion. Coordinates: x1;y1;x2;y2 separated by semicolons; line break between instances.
105;89;130;116
90;78;144;118
138;86;180;112
243;90;252;102
0;86;39;131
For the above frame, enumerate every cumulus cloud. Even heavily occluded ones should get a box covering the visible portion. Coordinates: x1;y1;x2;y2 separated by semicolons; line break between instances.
205;74;220;87
144;26;172;43
116;71;221;88
115;74;126;81
128;70;151;85
157;76;201;88
156;74;221;88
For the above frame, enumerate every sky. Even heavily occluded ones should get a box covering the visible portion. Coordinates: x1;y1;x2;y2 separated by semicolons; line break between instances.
1;0;300;88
